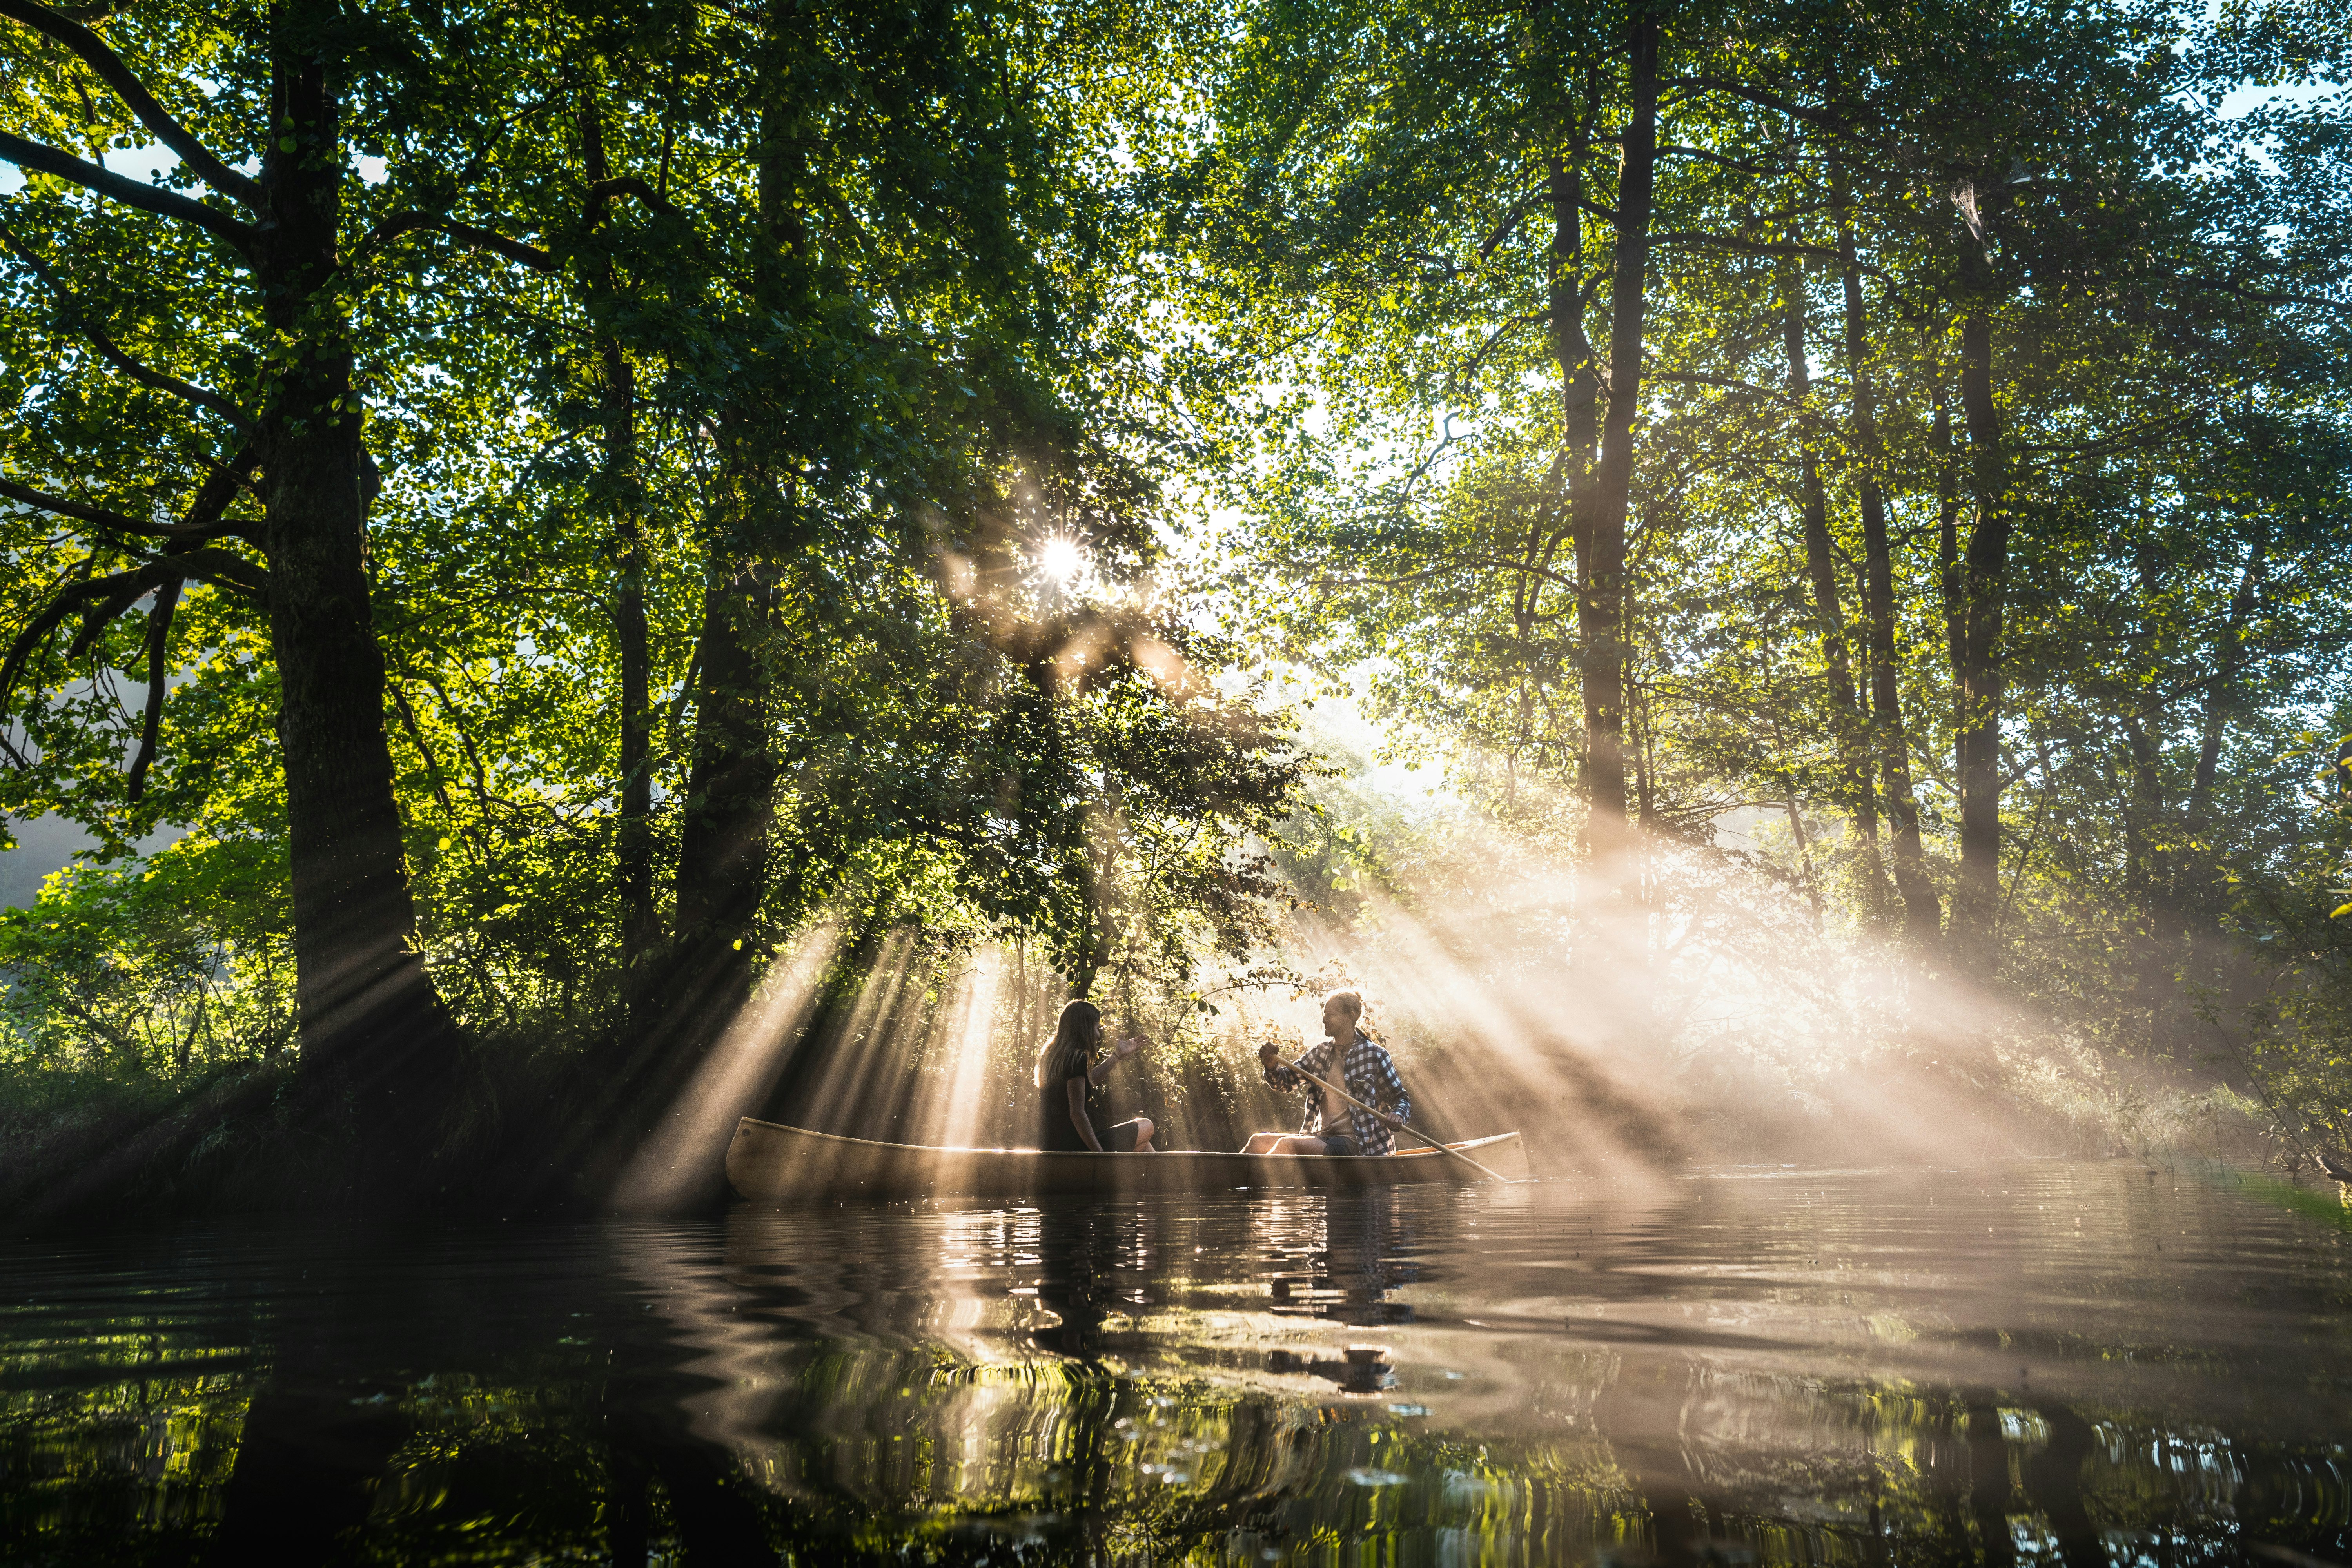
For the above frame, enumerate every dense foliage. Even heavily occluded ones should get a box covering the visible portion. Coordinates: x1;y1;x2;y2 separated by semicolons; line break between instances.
0;0;2347;1201
1174;0;2352;1169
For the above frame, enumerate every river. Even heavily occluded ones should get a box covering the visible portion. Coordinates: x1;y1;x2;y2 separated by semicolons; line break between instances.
4;1161;2348;1564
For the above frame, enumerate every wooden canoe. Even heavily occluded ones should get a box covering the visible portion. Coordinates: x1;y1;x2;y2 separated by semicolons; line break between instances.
725;1117;1530;1201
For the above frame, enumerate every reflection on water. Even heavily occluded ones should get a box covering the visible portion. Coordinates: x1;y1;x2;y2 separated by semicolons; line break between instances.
4;1163;2350;1564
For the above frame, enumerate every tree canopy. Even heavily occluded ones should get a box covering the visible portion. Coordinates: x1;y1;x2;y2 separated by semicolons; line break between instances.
2;0;2349;1210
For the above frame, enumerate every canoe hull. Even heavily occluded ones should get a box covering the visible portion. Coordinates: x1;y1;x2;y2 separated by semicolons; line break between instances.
724;1118;1528;1201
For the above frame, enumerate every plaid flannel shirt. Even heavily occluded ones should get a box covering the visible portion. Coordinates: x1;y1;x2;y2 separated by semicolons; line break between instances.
1265;1032;1412;1156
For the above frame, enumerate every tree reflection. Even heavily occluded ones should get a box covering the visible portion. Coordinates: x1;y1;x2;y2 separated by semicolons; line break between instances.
5;1173;2352;1564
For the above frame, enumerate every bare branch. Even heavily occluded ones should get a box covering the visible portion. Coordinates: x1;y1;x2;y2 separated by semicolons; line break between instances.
0;129;255;247
0;0;262;207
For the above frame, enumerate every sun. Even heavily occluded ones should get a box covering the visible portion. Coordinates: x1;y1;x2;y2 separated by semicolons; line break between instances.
1037;537;1085;583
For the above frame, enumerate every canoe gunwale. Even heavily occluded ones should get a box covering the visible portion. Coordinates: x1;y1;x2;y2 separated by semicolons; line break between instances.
724;1116;1527;1199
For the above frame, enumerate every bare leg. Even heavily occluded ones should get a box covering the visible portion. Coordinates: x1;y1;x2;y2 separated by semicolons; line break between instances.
1271;1136;1328;1156
1133;1116;1156;1152
1238;1132;1284;1154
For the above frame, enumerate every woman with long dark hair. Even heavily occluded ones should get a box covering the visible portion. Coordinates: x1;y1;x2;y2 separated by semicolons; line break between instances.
1034;999;1156;1152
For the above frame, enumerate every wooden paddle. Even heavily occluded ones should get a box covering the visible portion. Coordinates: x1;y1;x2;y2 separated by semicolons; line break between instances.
1276;1054;1521;1184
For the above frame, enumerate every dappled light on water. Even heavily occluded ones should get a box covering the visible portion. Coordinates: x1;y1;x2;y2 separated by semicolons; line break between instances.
9;1164;2348;1562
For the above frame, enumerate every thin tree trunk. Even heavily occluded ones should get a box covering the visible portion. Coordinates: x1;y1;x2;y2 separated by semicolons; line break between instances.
1947;302;2011;975
1546;133;1602;835
2119;709;2169;1041
1931;384;1965;708
1580;9;1660;889
583;104;659;1023
1837;217;1937;942
610;344;655;1001
2187;523;2267;827
2172;521;2268;965
258;51;456;1142
1784;271;1888;916
1930;379;1965;957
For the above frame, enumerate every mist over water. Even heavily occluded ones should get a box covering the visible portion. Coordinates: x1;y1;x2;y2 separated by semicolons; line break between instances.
6;1162;2348;1564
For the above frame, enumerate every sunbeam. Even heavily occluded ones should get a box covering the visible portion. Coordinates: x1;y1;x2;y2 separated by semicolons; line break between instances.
610;919;843;1213
906;944;1006;1150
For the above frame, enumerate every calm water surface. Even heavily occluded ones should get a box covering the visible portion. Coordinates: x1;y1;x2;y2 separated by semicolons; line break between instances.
4;1162;2349;1565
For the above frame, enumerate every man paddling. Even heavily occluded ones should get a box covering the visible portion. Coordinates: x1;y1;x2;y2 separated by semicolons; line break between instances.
1241;989;1412;1156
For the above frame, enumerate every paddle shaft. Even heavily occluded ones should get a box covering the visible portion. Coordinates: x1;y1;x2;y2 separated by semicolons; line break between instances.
1280;1059;1516;1183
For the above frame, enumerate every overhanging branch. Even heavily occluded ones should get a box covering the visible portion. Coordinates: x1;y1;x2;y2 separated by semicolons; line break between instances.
0;130;256;247
362;210;557;272
1650;230;1871;269
0;550;268;750
0;473;252;541
0;217;255;430
0;0;262;207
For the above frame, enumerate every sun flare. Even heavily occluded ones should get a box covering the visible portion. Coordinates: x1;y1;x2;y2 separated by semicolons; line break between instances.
1036;537;1084;583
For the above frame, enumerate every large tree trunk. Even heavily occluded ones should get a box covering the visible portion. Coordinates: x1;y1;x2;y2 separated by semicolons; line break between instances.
258;53;456;1138
1947;303;2011;975
1579;8;1660;889
666;563;775;1041
657;9;800;1053
1783;272;1888;917
1837;226;1936;942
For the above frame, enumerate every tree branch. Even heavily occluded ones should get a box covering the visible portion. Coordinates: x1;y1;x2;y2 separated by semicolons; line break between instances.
1646;369;1804;408
1660;76;1889;152
1315;549;1582;595
0;549;268;747
1448;310;1544;393
0;473;252;541
0;216;254;429
1477;186;1544;262
361;210;558;272
588;174;681;220
1654;143;1800;178
0;0;262;207
0;129;255;247
124;576;178;800
2188;276;2352;318
1650;230;1869;268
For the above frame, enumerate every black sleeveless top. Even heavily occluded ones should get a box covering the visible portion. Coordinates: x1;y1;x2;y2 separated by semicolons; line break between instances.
1037;1040;1098;1152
